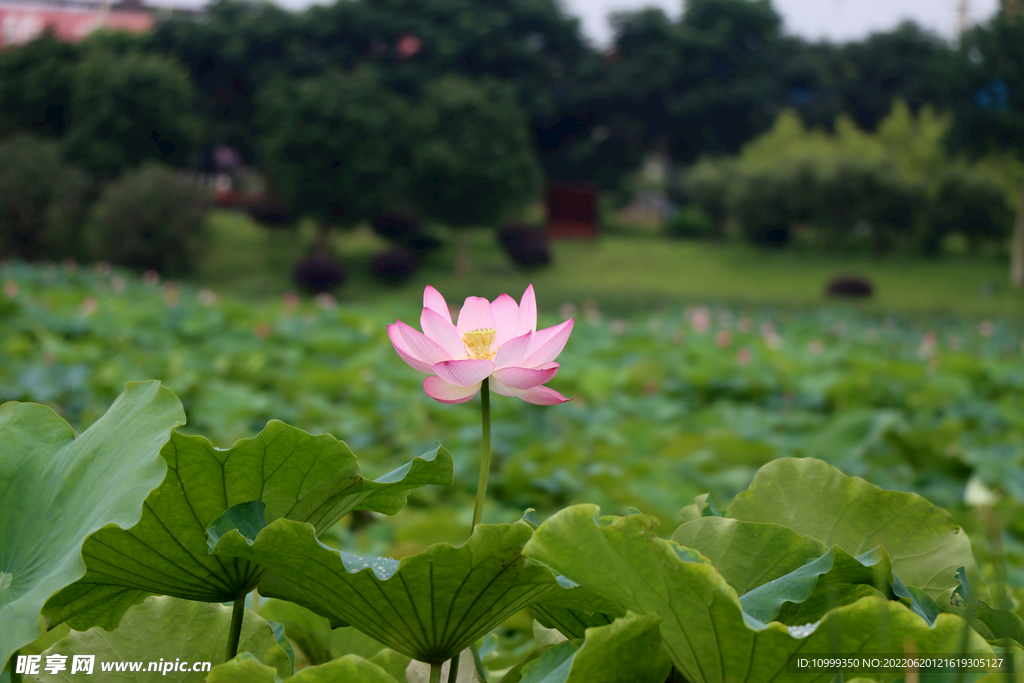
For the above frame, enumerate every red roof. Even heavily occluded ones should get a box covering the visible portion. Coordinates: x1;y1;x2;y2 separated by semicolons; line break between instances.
0;1;153;48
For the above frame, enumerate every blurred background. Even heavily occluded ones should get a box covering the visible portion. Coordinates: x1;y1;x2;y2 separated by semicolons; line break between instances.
4;0;1024;666
1;0;1024;313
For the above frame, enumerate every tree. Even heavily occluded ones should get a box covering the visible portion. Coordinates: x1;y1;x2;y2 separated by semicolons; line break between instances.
148;0;609;184
0;31;79;139
85;163;210;275
669;0;786;161
63;47;200;177
299;0;619;187
948;7;1024;286
408;76;543;275
0;134;92;261
834;22;954;132
600;0;789;180
146;0;311;167
255;68;406;248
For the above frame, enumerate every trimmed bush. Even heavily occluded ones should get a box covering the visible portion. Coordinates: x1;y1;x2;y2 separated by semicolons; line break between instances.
293;253;346;293
497;224;551;269
925;165;1014;255
0;133;92;261
812;159;925;252
665;206;714;239
826;275;875;299
246;200;298;229
85;163;209;275
373;212;443;255
64;49;200;177
369;248;418;284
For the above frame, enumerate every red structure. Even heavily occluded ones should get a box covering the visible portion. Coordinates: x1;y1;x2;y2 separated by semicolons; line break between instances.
0;0;153;49
545;182;598;239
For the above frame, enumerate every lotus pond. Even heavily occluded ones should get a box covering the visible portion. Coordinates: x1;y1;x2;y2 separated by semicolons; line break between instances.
1;261;1023;682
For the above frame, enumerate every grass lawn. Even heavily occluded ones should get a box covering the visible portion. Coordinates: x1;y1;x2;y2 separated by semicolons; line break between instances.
195;210;1024;318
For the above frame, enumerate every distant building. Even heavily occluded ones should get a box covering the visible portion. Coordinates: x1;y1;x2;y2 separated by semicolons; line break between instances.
0;0;156;49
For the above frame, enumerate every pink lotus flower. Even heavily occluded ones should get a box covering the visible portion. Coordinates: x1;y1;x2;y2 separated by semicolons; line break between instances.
388;285;572;405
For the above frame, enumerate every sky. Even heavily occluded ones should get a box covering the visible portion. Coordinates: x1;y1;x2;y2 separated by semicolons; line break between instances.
161;0;1003;46
565;0;1001;46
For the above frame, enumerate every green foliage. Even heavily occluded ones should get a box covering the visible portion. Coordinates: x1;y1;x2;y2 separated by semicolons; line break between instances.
0;382;184;668
524;501;994;683
927;164;1017;254
63;47;199;177
0;32;78;139
43;426;452;631
0;134;92;261
2;265;1024;676
671;518;827;595
37;596;291;682
665;206;714;240
260;599;392;665
256;68;406;228
212;518;560;664
530;585;623;640
2;265;1024;680
85;163;210;275
506;612;670;683
409;76;543;229
608;0;786;164
727;458;984;598
950;13;1024;159
688;103;1018;253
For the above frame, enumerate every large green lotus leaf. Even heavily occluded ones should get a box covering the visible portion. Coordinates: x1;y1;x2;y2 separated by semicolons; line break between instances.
0;381;184;668
523;505;993;683
511;612;670;683
206;653;400;683
678;493;722;523
368;649;412;683
32;596;290;682
204;652;277;683
671;518;827;594
726;458;983;599
941;568;1024;649
739;546;892;624
260;598;387;665
530;581;623;640
288;654;400;683
43;428;452;631
213;518;561;664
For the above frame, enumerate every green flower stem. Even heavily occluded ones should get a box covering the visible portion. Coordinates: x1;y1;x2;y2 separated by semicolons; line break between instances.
430;662;443;683
470;643;488;679
446;653;460;683
471;378;492;531
225;592;246;662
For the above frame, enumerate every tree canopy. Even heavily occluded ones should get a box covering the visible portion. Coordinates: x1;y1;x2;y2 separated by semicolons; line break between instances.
255;68;406;228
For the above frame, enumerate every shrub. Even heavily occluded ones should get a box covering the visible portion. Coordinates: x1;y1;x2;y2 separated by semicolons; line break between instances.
246;200;298;229
373;212;443;255
924;165;1014;255
369;248;418;285
0;133;92;261
726;164;805;247
293;253;346;293
64;48;200;177
409;76;543;275
812;159;926;252
682;158;731;238
665;205;714;239
256;69;406;229
85;163;209;275
497;224;552;269
826;275;875;299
